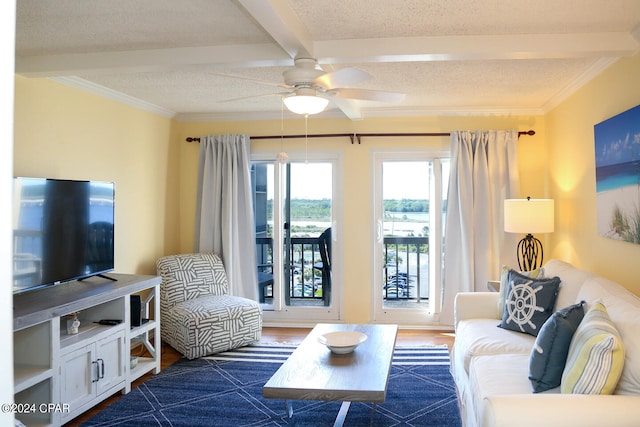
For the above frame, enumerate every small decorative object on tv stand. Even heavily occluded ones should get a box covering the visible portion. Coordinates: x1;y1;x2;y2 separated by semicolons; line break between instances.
66;312;80;335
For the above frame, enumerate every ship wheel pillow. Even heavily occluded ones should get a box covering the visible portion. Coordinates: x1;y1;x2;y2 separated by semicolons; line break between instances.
499;269;561;336
497;265;545;318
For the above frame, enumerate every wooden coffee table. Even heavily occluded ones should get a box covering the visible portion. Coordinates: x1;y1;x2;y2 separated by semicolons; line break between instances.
263;323;398;426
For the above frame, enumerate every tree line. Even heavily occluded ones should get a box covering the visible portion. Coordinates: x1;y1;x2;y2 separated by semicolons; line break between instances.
267;198;429;221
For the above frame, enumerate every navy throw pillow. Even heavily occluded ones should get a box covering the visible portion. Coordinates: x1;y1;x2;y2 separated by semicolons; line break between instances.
528;301;585;392
498;270;561;337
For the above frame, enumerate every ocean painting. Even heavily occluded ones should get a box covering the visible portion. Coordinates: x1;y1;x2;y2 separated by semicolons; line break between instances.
594;104;640;244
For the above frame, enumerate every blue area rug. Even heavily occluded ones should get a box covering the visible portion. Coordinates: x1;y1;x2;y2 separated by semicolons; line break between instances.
82;345;461;427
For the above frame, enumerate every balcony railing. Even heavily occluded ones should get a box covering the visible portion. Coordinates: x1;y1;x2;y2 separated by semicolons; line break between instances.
383;236;429;302
257;236;327;302
256;235;429;303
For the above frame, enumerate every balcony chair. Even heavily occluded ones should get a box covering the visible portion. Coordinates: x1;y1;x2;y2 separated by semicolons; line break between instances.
313;227;332;306
257;270;273;303
157;252;262;359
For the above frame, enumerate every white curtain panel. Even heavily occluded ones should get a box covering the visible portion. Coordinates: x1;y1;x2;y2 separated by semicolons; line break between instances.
440;130;520;325
194;134;258;300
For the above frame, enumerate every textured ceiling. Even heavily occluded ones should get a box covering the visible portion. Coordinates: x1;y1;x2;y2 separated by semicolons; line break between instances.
14;0;640;121
291;0;640;38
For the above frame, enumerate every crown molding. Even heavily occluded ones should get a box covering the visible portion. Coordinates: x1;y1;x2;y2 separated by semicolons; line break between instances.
542;57;619;113
174;105;545;122
50;76;176;118
357;106;546;118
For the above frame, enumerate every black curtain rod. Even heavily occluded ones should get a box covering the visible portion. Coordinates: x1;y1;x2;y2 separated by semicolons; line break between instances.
185;130;535;145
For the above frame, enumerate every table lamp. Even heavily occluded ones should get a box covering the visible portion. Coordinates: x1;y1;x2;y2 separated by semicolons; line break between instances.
504;197;554;271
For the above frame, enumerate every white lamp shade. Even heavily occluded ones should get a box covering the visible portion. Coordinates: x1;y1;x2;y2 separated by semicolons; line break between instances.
504;198;554;234
283;95;329;115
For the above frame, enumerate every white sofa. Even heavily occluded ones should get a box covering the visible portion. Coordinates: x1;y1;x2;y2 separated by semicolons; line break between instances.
451;259;640;427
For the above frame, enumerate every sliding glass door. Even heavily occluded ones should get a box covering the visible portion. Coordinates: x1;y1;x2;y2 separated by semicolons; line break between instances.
252;154;341;322
371;150;449;324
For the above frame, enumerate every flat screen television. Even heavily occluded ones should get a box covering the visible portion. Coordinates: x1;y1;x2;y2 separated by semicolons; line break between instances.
12;177;115;294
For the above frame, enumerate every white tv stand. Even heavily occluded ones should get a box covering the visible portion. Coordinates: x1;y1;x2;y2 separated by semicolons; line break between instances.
13;274;161;427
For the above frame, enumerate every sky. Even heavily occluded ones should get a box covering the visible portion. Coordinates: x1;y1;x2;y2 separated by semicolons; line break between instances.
383;161;430;200
290;163;332;199
594;104;640;168
266;160;449;200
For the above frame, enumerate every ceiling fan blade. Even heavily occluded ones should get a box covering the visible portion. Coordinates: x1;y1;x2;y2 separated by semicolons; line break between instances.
328;97;364;121
218;91;291;103
314;67;371;89
209;72;292;90
328;88;406;103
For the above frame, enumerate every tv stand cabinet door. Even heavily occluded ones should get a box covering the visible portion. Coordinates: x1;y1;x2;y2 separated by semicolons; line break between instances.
60;345;97;414
96;331;126;396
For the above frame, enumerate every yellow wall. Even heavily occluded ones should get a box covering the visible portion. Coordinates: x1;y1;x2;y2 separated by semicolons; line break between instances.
13;76;180;276
547;52;640;295
19;54;640;324
175;115;545;323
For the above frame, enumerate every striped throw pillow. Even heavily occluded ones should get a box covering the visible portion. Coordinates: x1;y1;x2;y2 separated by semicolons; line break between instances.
561;301;625;394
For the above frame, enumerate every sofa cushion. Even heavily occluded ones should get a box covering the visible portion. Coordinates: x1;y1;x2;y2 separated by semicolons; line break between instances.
543;259;596;310
578;276;640;307
453;318;536;376
529;301;585;392
469;353;559;427
472;353;560;397
499;270;561;336
602;294;640;396
497;265;545;318
574;273;640;395
561;301;624;394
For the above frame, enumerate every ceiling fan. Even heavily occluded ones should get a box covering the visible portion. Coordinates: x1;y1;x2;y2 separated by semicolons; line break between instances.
216;58;406;115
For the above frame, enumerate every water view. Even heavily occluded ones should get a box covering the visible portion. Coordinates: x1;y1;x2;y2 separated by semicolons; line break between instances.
256;159;442;306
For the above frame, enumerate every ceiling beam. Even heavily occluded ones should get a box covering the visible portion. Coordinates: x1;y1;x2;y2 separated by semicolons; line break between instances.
236;1;364;120
237;0;314;59
315;32;640;64
15;44;290;77
17;31;638;78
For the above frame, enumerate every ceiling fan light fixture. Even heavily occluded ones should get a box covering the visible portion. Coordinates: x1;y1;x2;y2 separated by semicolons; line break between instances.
283;94;328;115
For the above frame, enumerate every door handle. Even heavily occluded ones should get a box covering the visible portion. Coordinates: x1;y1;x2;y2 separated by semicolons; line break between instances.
92;361;99;383
97;358;105;379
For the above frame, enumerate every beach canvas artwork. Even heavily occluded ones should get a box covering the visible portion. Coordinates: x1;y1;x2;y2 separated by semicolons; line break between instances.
594;104;640;244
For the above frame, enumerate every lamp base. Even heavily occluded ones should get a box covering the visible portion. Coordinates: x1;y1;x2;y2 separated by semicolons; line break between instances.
516;234;544;271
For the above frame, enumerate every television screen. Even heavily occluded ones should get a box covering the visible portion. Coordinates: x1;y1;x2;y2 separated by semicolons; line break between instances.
13;177;115;294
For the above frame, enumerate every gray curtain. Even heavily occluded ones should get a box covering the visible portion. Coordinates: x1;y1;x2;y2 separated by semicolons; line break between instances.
195;134;258;300
441;130;520;325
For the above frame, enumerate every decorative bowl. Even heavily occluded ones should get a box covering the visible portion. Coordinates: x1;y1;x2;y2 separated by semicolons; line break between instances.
318;331;367;354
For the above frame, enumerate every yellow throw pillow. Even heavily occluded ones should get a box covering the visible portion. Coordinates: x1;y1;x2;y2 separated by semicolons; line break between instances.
561;301;625;394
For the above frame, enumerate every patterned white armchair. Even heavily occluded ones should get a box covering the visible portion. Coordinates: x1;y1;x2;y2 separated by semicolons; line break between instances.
157;253;262;359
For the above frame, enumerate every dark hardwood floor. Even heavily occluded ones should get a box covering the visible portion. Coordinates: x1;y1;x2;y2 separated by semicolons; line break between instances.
65;327;455;426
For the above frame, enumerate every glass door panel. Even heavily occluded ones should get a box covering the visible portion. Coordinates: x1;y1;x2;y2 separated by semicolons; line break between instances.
372;151;449;324
381;161;430;309
252;161;333;310
252;162;275;308
285;162;332;307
